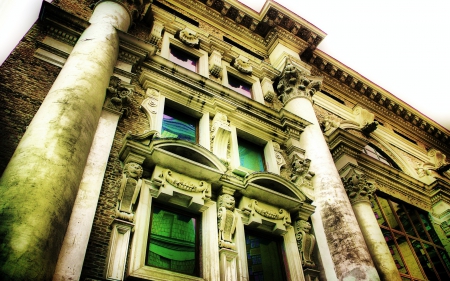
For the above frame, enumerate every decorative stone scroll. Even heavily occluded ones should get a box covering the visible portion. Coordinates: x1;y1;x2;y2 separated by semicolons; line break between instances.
342;170;376;204
273;142;286;172
211;112;232;166
176;27;199;48
261;77;275;102
295;220;316;268
105;76;134;117
290;155;315;200
416;148;450;178
150;166;211;212
116;162;143;221
217;194;237;250
148;20;164;45
320;113;340;133
232;55;252;74
209;50;223;78
275;59;322;104
353;106;378;136
239;197;291;234
140;88;161;132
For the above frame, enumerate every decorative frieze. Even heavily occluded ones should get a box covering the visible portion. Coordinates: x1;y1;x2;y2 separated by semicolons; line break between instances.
342;170;376;205
295;220;316;268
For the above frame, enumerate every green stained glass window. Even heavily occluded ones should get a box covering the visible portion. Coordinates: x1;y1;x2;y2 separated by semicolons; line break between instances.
238;138;265;171
245;230;287;281
146;206;199;276
161;108;197;142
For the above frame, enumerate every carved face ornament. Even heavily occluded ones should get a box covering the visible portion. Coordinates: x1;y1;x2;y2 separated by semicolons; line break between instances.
124;163;143;179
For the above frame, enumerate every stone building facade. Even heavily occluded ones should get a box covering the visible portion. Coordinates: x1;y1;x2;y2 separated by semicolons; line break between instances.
1;1;450;281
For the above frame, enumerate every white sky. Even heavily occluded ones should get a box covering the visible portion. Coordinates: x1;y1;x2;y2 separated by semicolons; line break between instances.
1;0;449;131
240;0;450;131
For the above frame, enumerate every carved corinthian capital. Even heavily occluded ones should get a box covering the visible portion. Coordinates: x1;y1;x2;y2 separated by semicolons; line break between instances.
275;59;322;104
342;170;376;204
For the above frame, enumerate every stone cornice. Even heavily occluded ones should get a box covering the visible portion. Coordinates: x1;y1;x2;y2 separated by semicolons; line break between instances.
304;49;450;153
327;128;368;160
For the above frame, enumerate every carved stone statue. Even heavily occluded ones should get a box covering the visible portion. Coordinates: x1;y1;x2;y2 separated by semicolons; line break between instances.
295;220;316;268
117;162;143;221
217;194;237;250
105;76;133;117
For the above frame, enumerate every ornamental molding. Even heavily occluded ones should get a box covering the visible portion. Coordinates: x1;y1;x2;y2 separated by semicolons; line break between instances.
307;54;450;150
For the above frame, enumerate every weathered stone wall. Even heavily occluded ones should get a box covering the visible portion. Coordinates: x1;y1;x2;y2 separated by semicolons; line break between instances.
0;23;60;174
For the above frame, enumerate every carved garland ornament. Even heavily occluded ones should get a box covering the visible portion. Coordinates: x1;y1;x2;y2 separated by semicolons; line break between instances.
162;169;208;193
248;199;289;225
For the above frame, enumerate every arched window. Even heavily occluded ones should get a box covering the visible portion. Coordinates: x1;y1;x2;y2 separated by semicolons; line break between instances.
362;144;401;170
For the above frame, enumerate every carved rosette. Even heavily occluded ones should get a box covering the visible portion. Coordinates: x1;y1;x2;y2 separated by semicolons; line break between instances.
295;220;316;268
342;172;376;204
275;59;322;104
176;28;200;48
105;76;134;118
232;55;252;74
116;162;143;221
217;194;237;250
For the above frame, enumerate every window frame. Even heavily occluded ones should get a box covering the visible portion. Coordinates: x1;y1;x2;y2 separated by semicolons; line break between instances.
161;33;209;77
221;63;264;103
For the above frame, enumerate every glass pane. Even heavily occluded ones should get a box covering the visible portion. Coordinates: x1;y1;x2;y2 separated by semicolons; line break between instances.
239;138;265;171
169;46;198;72
410;239;438;280
424;244;450;278
397;205;418;237
439;249;450;275
401;277;411;281
378;196;400;230
147;207;198;276
396;235;425;279
385;237;408;274
246;231;286;281
161;108;197;142
228;74;252;98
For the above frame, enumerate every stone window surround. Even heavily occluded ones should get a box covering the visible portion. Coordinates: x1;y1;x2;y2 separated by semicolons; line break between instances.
161;33;209;77
230;125;279;175
221;62;265;104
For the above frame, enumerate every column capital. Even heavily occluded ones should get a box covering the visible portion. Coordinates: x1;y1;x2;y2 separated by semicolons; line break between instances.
275;58;322;105
342;169;376;205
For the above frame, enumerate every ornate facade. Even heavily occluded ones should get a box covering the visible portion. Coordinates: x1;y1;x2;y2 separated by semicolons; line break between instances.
0;1;449;280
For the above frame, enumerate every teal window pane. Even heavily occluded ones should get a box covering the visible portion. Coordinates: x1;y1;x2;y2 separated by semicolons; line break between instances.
169;46;198;72
161;108;197;142
238;138;264;171
245;231;287;281
228;74;252;98
146;206;198;276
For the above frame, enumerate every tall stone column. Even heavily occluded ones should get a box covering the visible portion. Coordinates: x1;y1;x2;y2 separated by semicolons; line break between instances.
276;59;380;280
343;170;402;281
0;2;131;280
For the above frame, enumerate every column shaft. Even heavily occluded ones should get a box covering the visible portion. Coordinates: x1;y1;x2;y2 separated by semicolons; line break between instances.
0;2;129;280
353;202;402;281
285;97;379;280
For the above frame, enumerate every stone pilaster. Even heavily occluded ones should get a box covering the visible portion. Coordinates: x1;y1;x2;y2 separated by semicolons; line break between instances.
276;58;380;280
342;169;402;281
0;2;131;280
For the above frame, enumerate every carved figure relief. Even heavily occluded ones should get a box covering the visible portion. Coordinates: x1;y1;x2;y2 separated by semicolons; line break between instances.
217;194;237;250
105;76;134;117
320;114;340;133
290;156;315;199
211;112;232;166
232;55;252;74
176;28;199;48
342;170;376;204
275;59;322;104
295;220;316;268
117;162;143;221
